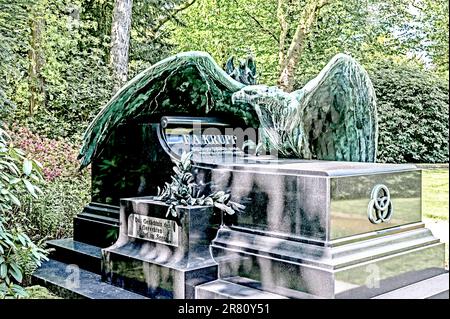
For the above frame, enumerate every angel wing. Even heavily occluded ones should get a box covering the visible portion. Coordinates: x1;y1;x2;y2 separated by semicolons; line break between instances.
293;53;378;162
78;51;256;169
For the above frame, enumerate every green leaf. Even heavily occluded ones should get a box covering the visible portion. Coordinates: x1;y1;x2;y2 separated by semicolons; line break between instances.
9;178;21;185
29;174;41;183
17;234;26;246
22;179;37;198
32;159;43;169
34;185;43;195
0;263;7;279
11;284;28;298
9;193;21;207
0;283;7;295
214;202;235;215
23;159;33;176
2;236;15;248
9;263;23;283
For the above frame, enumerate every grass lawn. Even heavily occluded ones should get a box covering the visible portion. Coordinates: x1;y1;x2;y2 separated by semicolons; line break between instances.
422;169;449;220
25;285;61;299
422;168;448;269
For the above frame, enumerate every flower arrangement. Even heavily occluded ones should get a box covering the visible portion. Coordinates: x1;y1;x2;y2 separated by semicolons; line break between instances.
155;152;244;218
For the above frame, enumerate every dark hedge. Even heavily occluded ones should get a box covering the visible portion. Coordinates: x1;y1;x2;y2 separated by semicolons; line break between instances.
368;61;449;163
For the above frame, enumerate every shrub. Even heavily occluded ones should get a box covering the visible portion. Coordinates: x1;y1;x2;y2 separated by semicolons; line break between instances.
25;285;60;299
0;127;47;299
19;174;90;241
367;60;449;163
5;124;90;241
6;124;80;181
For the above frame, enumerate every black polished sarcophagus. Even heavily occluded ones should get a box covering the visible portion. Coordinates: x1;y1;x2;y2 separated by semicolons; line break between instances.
69;115;445;299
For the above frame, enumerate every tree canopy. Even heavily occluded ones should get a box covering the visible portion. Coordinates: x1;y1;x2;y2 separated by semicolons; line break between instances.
0;0;448;161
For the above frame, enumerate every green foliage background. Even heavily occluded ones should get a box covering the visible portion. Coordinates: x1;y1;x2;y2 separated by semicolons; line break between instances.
368;60;449;163
170;0;449;163
6;0;114;140
2;0;448;155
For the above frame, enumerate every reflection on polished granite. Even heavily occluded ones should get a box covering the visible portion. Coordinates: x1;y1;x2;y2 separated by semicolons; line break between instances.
102;199;219;299
33;259;148;299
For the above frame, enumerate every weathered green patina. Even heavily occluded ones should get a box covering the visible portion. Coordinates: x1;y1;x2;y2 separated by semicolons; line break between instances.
79;51;256;169
232;53;378;162
79;51;377;167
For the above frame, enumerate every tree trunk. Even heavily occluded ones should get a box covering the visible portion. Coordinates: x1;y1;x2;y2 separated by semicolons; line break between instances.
277;0;330;92
277;25;306;92
110;0;133;93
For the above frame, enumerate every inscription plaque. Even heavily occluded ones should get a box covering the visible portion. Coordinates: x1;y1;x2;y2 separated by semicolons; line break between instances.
128;214;179;247
160;116;254;163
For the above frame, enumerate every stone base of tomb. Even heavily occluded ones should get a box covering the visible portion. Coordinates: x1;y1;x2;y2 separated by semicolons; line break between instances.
32;161;449;299
208;222;446;299
101;198;220;299
73;202;120;248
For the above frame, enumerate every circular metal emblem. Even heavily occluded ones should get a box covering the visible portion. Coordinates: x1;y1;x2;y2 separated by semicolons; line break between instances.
367;184;393;224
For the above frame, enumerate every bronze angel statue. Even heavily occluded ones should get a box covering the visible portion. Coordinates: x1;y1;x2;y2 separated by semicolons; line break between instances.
78;51;377;168
232;53;378;162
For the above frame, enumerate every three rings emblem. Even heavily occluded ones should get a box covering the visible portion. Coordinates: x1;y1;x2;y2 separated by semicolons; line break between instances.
367;184;393;224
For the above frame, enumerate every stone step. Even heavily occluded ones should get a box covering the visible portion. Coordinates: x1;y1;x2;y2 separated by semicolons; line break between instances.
195;279;288;299
372;272;449;299
32;259;148;299
46;238;102;274
73;215;119;248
